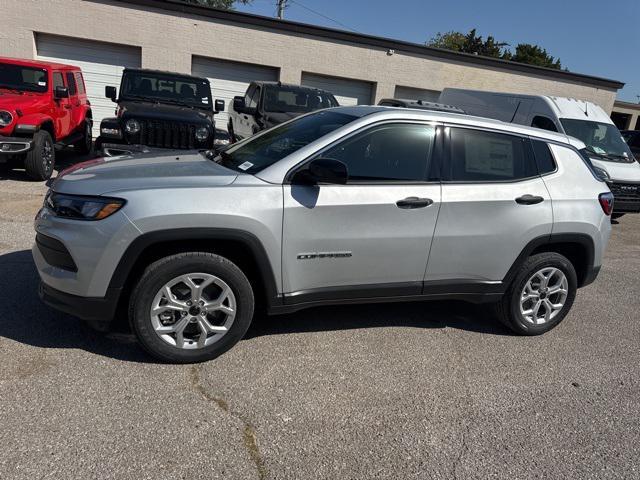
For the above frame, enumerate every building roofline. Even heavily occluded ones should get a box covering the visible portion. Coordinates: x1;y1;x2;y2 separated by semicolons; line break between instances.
614;99;640;109
114;0;625;91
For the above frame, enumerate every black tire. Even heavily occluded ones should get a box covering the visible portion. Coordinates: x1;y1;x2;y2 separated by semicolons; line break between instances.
25;130;55;180
129;252;254;363
228;120;237;143
611;213;625;220
74;119;93;155
494;252;577;335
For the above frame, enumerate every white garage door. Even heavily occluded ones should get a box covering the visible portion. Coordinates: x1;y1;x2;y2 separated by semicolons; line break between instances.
394;86;441;103
36;33;141;137
192;56;279;128
301;73;372;106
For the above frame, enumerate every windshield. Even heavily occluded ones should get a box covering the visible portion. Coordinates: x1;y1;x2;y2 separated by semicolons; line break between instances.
263;85;339;113
561;118;635;162
0;63;48;93
120;71;212;109
215;110;357;174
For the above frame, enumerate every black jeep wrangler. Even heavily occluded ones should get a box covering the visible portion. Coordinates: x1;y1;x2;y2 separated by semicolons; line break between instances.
97;69;224;155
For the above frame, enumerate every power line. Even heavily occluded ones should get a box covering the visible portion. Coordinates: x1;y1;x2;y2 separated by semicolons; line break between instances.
286;0;359;32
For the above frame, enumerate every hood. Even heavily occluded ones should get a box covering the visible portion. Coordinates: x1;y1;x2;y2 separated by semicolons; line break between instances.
118;100;213;124
591;158;640;183
263;111;302;127
0;91;49;114
52;150;238;196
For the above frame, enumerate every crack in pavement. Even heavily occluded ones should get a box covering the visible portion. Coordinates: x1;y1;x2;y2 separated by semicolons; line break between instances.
189;366;268;480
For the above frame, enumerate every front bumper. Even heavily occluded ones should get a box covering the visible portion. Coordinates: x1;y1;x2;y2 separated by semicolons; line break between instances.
39;281;121;328
608;181;640;213
0;135;33;157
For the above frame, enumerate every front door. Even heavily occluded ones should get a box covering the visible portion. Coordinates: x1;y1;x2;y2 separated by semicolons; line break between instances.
425;126;553;285
282;122;442;301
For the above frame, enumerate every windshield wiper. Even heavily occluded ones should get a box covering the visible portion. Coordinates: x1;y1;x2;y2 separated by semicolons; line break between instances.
585;147;629;162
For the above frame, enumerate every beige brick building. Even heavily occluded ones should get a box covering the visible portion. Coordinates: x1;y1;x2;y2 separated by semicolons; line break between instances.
611;101;640;131
1;0;625;132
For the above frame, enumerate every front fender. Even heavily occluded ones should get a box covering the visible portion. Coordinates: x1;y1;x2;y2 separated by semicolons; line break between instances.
13;113;54;136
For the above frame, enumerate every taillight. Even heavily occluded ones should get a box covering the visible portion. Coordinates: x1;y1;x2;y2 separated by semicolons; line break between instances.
599;192;614;216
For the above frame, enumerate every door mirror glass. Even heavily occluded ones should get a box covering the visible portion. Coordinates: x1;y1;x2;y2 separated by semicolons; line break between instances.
292;158;348;185
54;86;69;99
214;99;225;113
105;86;117;102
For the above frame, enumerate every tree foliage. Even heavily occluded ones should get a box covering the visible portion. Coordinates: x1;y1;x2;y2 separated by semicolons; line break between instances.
427;29;562;70
181;0;252;9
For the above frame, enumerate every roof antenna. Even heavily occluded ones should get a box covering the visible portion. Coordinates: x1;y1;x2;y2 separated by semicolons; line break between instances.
584;102;589;117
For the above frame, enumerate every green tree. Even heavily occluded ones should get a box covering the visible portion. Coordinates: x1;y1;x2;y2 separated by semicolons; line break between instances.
427;29;508;58
502;43;562;69
181;0;252;9
427;29;563;70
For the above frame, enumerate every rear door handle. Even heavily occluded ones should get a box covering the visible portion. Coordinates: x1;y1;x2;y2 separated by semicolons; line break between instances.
396;197;433;209
515;194;544;205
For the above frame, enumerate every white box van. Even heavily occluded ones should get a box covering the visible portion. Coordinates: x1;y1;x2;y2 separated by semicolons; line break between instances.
439;88;640;215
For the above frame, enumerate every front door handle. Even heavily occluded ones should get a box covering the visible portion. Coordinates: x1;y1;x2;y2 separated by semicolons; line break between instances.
515;194;544;205
396;197;433;209
63;105;72;110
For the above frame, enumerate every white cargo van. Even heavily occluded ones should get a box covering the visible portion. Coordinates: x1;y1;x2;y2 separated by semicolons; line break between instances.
439;88;640;215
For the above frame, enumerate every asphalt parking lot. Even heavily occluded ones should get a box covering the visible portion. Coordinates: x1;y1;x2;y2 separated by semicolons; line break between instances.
1;157;639;479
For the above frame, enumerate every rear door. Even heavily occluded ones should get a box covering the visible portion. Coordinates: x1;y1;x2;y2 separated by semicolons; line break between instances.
51;71;72;139
65;71;82;133
282;122;442;300
425;126;552;286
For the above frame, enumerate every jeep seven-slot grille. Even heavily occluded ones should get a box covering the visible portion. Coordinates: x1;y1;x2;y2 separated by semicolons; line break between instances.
138;119;197;149
608;182;640;201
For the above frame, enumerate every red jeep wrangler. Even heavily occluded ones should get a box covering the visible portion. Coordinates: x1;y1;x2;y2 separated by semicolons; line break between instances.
0;58;92;180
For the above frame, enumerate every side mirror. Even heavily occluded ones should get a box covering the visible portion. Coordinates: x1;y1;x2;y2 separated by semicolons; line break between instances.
233;96;246;113
292;158;348;185
105;86;117;102
54;86;69;99
214;99;225;113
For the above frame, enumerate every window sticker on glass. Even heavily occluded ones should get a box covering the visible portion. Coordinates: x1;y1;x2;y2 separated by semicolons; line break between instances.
38;81;46;86
238;161;254;171
465;137;514;177
201;97;209;104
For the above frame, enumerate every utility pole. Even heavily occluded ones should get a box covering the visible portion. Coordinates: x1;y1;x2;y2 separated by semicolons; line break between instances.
277;0;288;19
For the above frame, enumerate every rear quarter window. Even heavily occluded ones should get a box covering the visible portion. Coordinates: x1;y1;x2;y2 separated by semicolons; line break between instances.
531;140;557;174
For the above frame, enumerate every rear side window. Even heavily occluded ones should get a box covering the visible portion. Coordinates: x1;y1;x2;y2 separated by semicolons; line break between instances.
322;123;436;183
448;128;537;182
65;72;77;95
74;72;85;94
531;140;556;174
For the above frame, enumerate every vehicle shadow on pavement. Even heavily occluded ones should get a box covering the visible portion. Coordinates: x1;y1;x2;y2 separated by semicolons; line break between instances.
247;300;511;340
0;250;511;362
0;148;97;182
0;250;152;363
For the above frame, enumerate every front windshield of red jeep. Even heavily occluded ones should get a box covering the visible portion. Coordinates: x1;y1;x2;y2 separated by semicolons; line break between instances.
0;63;48;93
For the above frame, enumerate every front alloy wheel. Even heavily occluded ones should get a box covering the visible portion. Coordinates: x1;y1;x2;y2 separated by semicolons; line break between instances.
130;252;254;363
151;273;237;349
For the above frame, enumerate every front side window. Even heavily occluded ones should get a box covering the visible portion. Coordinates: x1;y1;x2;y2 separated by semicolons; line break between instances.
320;123;436;182
447;128;536;182
216;110;358;174
561;118;634;162
263;85;339;113
532;116;557;132
0;63;48;93
248;86;260;109
52;72;64;89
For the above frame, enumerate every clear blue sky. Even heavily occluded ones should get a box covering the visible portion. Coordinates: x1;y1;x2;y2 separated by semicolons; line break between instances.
236;0;639;103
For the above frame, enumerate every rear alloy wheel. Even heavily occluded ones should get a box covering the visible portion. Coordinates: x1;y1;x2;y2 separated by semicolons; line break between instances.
130;252;254;363
495;252;577;335
24;130;55;180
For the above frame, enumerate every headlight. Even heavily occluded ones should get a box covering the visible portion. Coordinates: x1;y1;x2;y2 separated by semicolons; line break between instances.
0;110;13;127
125;119;141;134
101;127;121;137
45;192;125;221
593;166;610;182
195;126;210;142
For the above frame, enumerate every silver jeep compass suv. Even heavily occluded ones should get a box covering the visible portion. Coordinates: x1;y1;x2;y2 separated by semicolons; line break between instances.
33;106;613;363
